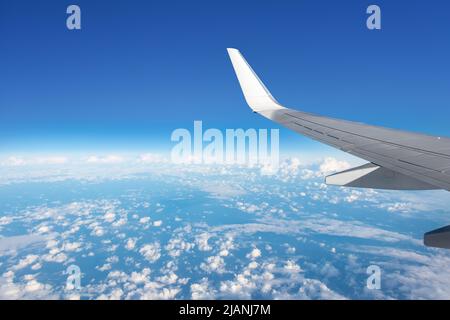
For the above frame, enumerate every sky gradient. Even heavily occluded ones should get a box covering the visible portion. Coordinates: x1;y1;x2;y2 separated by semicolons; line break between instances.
1;0;450;154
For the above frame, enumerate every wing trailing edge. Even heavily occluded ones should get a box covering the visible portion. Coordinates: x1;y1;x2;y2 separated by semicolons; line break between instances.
424;225;450;249
326;163;439;190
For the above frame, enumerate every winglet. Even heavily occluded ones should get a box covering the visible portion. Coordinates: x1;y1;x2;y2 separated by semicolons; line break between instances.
227;48;285;112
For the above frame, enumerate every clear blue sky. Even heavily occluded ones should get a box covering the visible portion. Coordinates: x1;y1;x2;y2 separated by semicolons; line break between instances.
1;0;450;153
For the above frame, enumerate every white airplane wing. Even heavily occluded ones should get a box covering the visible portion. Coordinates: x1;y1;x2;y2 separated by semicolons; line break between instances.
227;48;450;192
227;48;450;249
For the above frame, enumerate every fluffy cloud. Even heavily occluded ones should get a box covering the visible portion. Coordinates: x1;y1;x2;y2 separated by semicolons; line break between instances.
0;272;56;299
153;220;163;227
139;217;151;224
165;238;194;257
196;233;212;251
200;256;226;274
279;279;346;300
139;243;161;263
13;255;39;271
284;260;302;273
62;242;82;252
130;268;151;284
246;248;261;260
191;278;216;300
103;212;116;223
318;157;351;176
125;238;137;250
219;274;256;299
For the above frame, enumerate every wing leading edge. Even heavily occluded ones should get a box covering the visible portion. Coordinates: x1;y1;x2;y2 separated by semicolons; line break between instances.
227;48;450;192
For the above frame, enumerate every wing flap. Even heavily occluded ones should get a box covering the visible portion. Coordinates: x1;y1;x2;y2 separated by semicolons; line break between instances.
424;226;450;249
326;163;439;190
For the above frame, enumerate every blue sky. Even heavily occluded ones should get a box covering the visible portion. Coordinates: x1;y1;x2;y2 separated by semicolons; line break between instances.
1;0;450;154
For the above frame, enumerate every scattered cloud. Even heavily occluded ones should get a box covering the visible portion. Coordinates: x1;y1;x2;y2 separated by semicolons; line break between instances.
139;243;161;263
200;256;226;274
246;248;262;260
318;157;351;176
1;156;449;300
196;233;212;251
191;278;216;300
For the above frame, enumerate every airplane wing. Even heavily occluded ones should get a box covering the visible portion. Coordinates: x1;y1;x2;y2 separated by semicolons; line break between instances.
227;48;450;192
227;48;450;248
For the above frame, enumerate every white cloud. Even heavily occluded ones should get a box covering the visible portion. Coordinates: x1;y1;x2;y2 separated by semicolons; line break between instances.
381;202;416;214
43;247;68;264
285;245;296;254
318;157;351;176
125;238;137;251
91;225;105;237
139;285;181;300
97;263;112;272
62;242;82;252
218;237;234;257
191;278;216;300
0;272;56;299
246;248;261;260
165;238;194;257
0;234;50;256
130;268;151;284
0;156;68;167
196;233;212;251
86;155;124;164
219;274;255;299
153;220;163;227
347;245;450;299
137;153;166;164
345;190;362;203
112;218;127;228
103;212;116;223
139;243;161;263
97;288;124;300
320;262;340;278
37;225;51;234
219;249;229;256
0;216;14;226
139;217;151;224
200;182;247;199
36;157;68;165
200;256;226;274
1;156;27;167
2;157;450;300
210;216;416;245
279;279;346;300
156;272;179;285
13;255;39;271
284;260;302;273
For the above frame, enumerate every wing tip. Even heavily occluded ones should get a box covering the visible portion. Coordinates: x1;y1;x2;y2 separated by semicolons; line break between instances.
226;47;285;112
